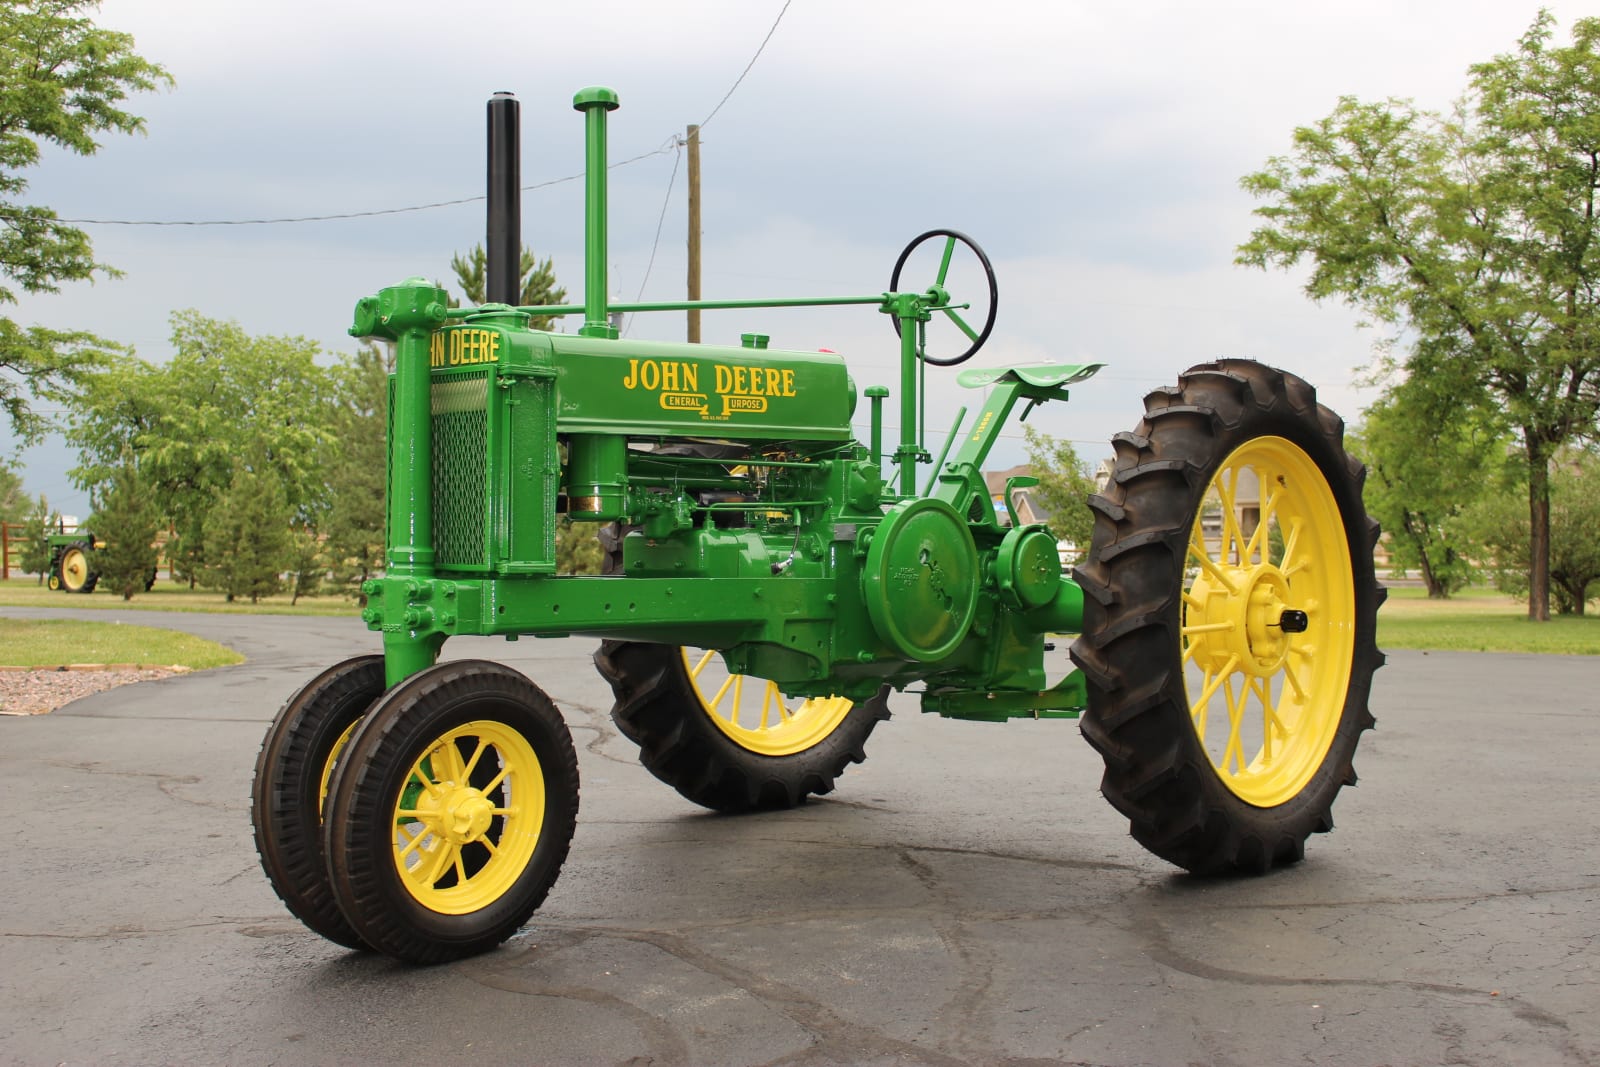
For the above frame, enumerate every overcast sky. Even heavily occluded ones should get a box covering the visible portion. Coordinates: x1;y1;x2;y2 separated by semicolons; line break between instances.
9;0;1576;518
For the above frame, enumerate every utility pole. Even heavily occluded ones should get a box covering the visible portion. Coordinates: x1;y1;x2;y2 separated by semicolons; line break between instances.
686;123;702;343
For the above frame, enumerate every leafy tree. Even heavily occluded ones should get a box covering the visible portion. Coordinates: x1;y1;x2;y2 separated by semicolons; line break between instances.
1021;425;1095;560
320;342;388;598
16;492;54;582
87;451;159;600
1237;12;1600;621
0;459;23;524
201;460;292;604
287;525;324;605
447;245;567;329
1350;372;1510;597
66;311;335;563
0;1;169;444
1471;448;1600;615
556;517;603;575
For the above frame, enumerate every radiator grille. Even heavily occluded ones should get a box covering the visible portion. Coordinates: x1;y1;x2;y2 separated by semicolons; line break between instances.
431;373;489;568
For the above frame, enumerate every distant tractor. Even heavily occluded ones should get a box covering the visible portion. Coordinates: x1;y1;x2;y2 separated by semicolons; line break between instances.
44;526;158;594
46;530;102;594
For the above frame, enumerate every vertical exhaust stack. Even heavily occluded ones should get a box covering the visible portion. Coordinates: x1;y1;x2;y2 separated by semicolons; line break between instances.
486;91;521;306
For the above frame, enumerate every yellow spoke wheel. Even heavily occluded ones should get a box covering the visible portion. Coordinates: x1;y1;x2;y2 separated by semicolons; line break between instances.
323;660;579;965
1181;436;1355;807
390;720;545;915
596;641;891;812
1072;360;1382;875
251;655;387;951
681;647;856;757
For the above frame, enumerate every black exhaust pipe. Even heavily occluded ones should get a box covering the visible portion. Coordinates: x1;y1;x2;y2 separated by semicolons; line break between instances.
486;91;520;305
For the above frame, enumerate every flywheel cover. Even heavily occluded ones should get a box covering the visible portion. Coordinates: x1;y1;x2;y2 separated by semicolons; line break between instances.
862;498;979;661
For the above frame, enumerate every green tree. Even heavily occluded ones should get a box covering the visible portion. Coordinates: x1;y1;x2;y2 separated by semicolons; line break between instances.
0;1;169;444
1350;372;1510;598
447;245;567;329
87;451;159;600
556;517;603;574
0;459;23;524
320;342;388;598
201;461;292;604
1471;447;1600;615
16;492;54;583
1021;425;1095;560
1237;12;1600;621
66;311;335;567
286;525;324;605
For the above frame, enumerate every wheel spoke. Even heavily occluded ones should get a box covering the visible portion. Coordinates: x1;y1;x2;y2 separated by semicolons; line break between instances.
1278;519;1305;577
1189;654;1239;721
480;763;510;796
1191;668;1211;739
1222;676;1246;774
1181;621;1236;636
935;235;957;286
1251;676;1284;762
1281;657;1309;703
1246;482;1281;562
420;840;454;888
461;738;488;781
397;824;430;861
707;675;736;718
941;306;980;342
767;682;791;721
688;648;716;680
441;738;469;784
1217;467;1248;564
1187;543;1240;595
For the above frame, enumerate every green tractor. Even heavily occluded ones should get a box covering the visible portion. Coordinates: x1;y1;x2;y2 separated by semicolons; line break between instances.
46;529;102;594
252;88;1384;964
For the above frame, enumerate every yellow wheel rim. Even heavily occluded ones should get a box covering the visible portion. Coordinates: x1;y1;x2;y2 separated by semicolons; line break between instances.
318;720;361;819
1181;437;1355;807
61;548;89;591
390;720;545;915
681;648;854;757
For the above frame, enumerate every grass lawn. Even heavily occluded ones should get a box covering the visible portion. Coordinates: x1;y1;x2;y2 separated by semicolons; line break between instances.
1378;584;1600;655
0;619;244;669
4;575;1595;656
0;580;357;617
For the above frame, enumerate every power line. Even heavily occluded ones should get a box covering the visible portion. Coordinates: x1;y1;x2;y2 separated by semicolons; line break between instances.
700;0;793;130
7;146;674;228
623;144;683;337
8;3;794;230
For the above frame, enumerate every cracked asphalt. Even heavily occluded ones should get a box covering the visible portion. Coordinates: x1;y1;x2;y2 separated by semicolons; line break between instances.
2;606;1597;1066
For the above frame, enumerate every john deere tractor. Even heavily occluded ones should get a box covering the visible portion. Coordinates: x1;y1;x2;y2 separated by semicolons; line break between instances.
251;88;1383;964
46;530;102;594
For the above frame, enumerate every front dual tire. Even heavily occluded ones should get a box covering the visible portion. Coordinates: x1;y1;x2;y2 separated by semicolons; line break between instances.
252;659;579;965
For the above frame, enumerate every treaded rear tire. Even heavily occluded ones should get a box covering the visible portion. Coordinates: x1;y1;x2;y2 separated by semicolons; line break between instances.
1069;359;1384;875
595;640;890;812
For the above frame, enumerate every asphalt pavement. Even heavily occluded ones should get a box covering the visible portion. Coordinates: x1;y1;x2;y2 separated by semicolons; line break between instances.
1;605;1596;1066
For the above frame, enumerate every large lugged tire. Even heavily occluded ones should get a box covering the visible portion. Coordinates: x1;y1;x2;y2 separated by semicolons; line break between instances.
58;542;98;594
251;655;387;949
323;660;579;965
595;641;890;812
1070;359;1384;875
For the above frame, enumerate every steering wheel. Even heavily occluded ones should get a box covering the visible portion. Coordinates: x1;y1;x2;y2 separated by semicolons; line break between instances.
888;229;999;366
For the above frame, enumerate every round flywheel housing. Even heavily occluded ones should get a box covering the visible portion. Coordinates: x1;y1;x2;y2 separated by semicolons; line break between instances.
862;497;979;661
